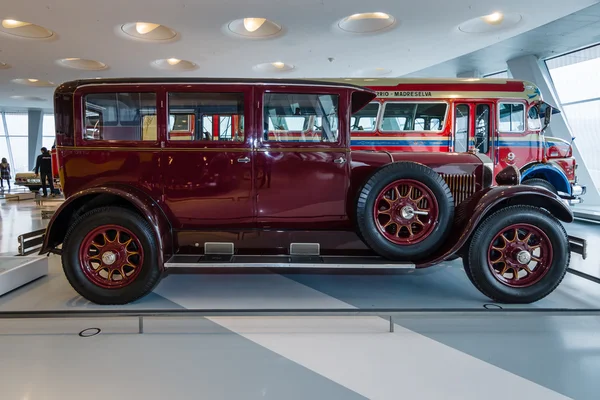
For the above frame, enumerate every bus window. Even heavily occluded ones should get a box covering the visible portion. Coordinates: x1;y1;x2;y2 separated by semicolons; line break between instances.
351;102;379;131
380;102;447;132
454;104;469;153
475;104;490;153
528;106;541;131
498;102;525;133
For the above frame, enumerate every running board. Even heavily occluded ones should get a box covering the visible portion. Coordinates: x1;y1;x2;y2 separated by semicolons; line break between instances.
165;255;415;269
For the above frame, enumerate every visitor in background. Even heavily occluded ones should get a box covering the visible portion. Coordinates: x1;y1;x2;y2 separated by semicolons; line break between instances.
0;157;10;191
34;147;54;197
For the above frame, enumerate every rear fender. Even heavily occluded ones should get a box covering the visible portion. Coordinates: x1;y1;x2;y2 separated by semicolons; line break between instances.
417;185;573;267
40;185;173;269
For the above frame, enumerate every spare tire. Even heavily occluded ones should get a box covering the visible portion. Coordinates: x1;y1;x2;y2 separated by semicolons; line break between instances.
356;162;454;261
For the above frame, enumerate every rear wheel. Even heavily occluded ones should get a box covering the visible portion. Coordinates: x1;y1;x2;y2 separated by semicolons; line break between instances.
464;205;569;303
522;178;558;195
62;206;162;304
356;162;454;260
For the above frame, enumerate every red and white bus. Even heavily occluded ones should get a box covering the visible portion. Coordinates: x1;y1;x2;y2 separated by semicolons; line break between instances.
337;78;585;204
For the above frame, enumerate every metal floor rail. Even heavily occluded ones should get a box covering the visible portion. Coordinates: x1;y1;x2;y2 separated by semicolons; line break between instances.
1;308;599;334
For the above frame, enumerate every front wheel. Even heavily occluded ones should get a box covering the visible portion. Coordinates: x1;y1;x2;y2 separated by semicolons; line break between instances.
62;206;162;304
464;205;569;303
522;178;558;195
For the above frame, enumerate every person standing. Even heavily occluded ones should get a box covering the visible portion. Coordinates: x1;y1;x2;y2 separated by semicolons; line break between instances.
34;147;54;197
0;157;10;191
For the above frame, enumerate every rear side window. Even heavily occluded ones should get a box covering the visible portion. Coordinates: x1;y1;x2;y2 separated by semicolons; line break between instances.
351;102;379;132
498;102;525;132
263;93;339;142
380;102;447;132
167;93;245;142
83;93;157;141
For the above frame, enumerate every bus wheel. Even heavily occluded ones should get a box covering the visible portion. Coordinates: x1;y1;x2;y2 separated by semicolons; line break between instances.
62;206;162;305
356;162;454;260
464;205;569;303
522;178;558;195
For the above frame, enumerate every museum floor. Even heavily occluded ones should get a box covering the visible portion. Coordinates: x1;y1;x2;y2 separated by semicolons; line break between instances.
1;198;599;399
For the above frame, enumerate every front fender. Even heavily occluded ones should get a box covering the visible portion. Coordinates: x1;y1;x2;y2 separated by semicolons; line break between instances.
40;185;173;268
521;163;571;194
417;185;573;267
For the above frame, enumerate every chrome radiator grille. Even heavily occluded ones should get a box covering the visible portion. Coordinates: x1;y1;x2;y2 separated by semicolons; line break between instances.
440;174;477;206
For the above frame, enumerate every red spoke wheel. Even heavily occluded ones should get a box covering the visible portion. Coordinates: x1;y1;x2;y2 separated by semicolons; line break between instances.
62;206;162;305
356;162;454;261
487;224;552;288
373;179;439;245
464;205;569;304
79;225;144;289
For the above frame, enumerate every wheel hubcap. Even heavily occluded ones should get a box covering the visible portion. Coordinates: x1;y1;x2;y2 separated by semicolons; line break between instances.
487;223;553;288
79;225;144;289
373;179;439;245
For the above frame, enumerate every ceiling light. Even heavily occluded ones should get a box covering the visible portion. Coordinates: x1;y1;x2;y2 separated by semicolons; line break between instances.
337;12;396;34
459;12;521;33
135;22;160;34
12;78;55;87
226;18;283;39
0;20;53;39
57;58;108;70
151;58;197;71
243;18;266;32
120;22;178;41
353;67;392;77
253;62;295;73
482;12;504;25
2;19;31;29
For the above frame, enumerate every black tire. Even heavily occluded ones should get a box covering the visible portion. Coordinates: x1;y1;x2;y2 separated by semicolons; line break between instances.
29;186;41;192
62;206;162;305
522;178;558;195
465;205;569;303
356;162;454;260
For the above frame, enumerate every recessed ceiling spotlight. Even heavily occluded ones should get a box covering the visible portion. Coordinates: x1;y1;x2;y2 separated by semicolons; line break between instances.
120;22;178;41
10;95;46;102
57;58;108;70
0;19;54;39
482;12;504;25
151;58;197;71
353;67;392;77
12;78;55;87
226;18;283;39
253;62;295;73
459;12;521;33
337;12;396;34
0;62;10;69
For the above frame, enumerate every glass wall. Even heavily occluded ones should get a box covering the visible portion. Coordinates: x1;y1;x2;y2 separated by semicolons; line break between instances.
42;114;55;150
546;44;600;190
3;113;29;175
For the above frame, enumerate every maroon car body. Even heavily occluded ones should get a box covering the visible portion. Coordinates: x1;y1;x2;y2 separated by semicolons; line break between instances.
42;78;574;304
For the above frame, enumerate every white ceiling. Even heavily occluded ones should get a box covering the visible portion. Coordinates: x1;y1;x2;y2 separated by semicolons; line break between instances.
410;2;600;77
0;0;598;111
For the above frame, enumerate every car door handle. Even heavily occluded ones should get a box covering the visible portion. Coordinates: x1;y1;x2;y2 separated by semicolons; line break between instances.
333;157;346;164
237;156;251;164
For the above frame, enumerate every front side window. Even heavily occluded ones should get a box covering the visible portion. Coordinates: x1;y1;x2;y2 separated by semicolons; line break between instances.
380;102;447;132
351;102;379;132
263;93;339;143
528;106;541;131
83;93;156;141
454;104;470;153
475;104;490;153
498;102;525;132
168;93;244;142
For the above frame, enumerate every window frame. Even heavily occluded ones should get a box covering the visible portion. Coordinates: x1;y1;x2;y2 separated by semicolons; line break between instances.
257;86;347;149
75;86;160;148
378;101;449;133
497;101;526;134
350;101;381;133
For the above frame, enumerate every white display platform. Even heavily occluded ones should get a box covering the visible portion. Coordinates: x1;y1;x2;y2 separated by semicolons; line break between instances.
0;256;48;296
5;192;36;201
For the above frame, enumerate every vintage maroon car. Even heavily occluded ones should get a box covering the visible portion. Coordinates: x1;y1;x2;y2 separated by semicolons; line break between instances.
41;78;575;305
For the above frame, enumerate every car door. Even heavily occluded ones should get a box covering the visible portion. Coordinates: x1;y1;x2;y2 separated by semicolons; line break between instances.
254;86;351;229
161;85;255;229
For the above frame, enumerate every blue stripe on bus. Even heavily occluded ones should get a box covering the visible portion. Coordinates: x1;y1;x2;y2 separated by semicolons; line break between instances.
351;140;542;148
